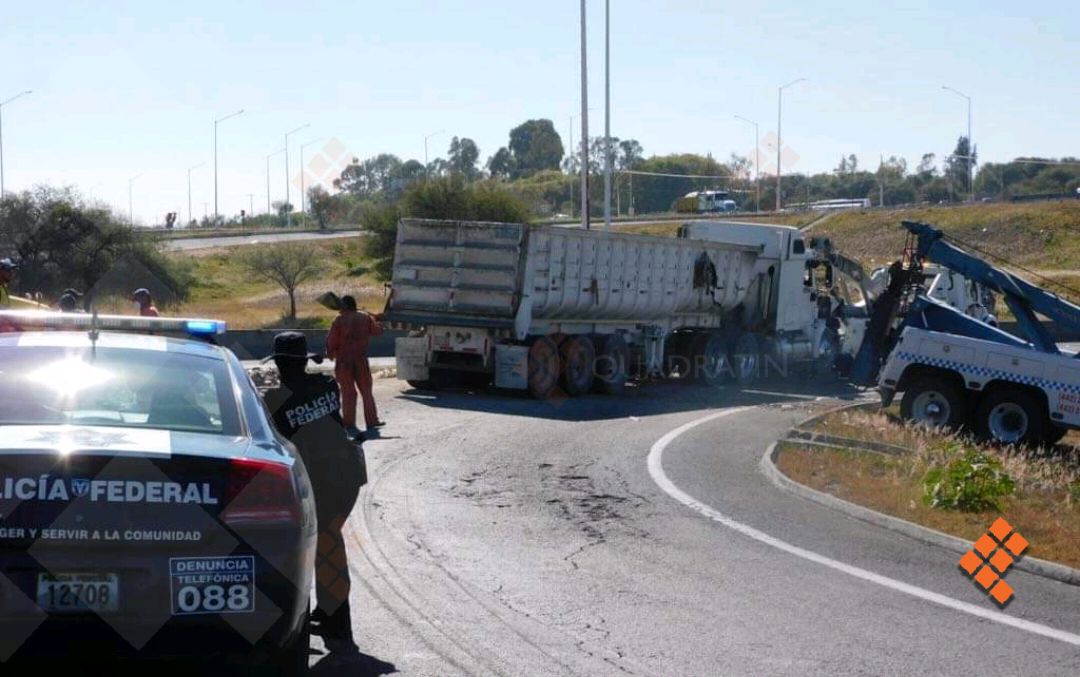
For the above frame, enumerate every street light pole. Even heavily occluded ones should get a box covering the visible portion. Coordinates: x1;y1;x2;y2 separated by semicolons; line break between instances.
424;129;446;181
603;0;612;228
776;78;806;212
579;0;590;230
300;138;322;218
283;123;311;227
942;85;973;201
213;109;244;223
0;90;32;196
128;174;141;226
187;162;206;227
266;148;285;216
734;115;760;213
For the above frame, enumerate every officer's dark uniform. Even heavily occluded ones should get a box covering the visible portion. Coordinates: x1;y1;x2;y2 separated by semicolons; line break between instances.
262;332;366;650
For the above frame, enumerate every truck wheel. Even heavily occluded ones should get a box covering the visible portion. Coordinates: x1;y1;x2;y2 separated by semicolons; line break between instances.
693;332;731;387
559;335;596;396
900;378;967;431
527;336;560;400
974;389;1047;447
731;333;760;385
593;334;629;395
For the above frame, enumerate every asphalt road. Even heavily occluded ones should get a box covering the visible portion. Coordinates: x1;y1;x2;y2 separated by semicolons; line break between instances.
162;217;738;251
163;230;361;251
312;377;1080;676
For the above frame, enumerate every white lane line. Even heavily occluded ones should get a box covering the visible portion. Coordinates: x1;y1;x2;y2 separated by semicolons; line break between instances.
647;407;1080;648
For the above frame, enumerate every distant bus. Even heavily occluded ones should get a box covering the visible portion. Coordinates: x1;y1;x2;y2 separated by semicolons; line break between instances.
674;190;738;214
785;198;871;212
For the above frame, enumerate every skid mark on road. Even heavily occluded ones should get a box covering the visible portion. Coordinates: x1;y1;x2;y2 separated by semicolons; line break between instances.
647;407;1080;648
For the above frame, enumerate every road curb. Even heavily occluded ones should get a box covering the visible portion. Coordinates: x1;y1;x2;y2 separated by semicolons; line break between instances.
761;405;1080;588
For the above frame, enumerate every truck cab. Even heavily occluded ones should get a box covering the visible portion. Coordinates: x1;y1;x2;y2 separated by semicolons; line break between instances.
679;221;868;377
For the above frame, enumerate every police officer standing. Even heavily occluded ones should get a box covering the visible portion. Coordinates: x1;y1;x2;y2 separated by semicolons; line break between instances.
262;332;366;654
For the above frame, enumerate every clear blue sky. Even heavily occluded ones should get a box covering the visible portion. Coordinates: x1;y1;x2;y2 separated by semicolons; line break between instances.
1;0;1075;224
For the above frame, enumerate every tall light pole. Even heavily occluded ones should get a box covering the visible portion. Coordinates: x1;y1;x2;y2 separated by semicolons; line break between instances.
128;174;141;226
213;108;244;223
0;90;32;196
187;162;206;227
734;115;760;212
424;129;445;180
299;137;322;218
776;78;806;211
603;0;612;228
266;148;285;216
579;0;590;230
283;123;310;226
942;85;973;201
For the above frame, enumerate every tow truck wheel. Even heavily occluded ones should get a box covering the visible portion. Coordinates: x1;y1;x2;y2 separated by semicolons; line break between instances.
559;334;596;396
900;378;967;431
527;336;560;400
974;389;1047;447
593;333;629;395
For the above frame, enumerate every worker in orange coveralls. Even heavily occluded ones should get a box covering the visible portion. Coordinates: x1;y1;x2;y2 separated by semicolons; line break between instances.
326;294;385;439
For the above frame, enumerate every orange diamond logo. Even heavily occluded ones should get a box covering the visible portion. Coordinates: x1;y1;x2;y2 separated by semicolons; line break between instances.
959;520;1028;607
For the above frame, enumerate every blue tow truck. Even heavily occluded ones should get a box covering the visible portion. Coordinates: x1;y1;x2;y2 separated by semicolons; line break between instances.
851;220;1080;447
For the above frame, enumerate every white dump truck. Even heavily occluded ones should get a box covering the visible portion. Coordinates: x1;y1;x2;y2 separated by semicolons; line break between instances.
386;218;875;398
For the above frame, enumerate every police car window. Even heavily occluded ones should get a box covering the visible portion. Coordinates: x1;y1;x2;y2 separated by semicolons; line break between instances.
0;347;239;436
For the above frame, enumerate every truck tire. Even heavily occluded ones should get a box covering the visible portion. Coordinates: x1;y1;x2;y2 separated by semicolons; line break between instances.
559;335;596;396
900;377;967;431
974;388;1048;447
731;332;761;385
527;336;560;400
593;334;629;395
693;332;731;387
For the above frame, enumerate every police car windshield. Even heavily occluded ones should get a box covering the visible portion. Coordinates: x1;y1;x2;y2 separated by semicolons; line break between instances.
0;346;240;436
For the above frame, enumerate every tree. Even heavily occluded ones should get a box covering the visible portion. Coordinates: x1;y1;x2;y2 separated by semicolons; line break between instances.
617;139;644;170
307;186;333;230
362;176;531;279
334;153;404;199
238;243;325;321
0;186;191;304
487;147;515;180
946;136;976;197
507;119;564;178
447;136;481;180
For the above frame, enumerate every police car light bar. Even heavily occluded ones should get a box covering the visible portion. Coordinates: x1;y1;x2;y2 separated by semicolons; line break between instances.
0;310;227;336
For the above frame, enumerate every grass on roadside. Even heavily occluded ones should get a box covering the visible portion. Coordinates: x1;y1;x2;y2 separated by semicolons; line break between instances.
164;238;385;328
816;200;1080;270
776;408;1080;569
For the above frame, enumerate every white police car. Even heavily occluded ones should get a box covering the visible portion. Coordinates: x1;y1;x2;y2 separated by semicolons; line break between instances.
0;311;317;675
